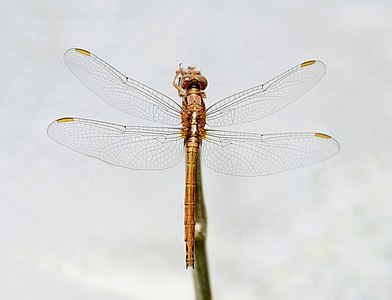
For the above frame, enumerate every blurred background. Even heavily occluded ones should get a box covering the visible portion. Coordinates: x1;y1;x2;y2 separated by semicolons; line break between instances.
1;0;391;299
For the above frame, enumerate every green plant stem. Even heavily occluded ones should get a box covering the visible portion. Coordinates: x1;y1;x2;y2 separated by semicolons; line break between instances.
193;155;212;300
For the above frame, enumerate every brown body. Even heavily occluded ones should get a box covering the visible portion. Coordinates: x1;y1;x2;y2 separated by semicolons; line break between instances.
50;49;339;270
174;67;207;268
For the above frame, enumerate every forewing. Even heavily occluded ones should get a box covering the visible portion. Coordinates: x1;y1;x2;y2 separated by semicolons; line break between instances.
206;60;326;127
201;129;339;176
64;48;183;125
47;118;184;170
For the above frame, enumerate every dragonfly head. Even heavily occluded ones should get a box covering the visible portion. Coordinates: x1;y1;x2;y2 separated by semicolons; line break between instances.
180;66;208;91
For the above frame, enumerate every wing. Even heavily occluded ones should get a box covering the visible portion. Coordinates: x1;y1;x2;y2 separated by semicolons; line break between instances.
64;48;183;125
206;60;326;127
47;117;184;170
201;129;339;176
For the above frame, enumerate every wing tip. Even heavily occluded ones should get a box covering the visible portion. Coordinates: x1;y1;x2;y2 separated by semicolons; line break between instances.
64;48;91;57
301;60;326;71
315;132;340;154
56;117;74;123
74;48;91;56
315;132;331;139
301;60;316;67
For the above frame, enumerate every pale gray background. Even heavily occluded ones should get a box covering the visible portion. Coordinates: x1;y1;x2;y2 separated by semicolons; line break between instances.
1;0;391;299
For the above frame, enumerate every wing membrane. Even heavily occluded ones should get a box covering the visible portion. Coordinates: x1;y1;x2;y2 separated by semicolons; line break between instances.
206;60;326;127
47;118;184;170
64;48;183;125
201;129;339;176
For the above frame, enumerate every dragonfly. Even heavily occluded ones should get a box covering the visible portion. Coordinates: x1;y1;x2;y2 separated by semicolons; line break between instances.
48;48;339;268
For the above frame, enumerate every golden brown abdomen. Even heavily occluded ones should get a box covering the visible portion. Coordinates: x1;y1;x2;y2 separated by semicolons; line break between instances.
184;135;200;268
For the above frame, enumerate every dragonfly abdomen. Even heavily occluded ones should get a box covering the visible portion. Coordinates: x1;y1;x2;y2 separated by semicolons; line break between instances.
184;134;200;268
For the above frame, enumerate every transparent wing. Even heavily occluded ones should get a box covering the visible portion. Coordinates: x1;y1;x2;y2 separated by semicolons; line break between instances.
47;117;184;170
64;48;183;125
201;129;339;176
206;60;326;127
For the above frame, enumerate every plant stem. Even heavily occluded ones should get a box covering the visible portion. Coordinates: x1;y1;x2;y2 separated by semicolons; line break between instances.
193;155;212;300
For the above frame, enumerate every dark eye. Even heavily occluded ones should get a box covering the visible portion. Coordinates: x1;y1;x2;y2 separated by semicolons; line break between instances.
196;75;208;90
180;74;193;88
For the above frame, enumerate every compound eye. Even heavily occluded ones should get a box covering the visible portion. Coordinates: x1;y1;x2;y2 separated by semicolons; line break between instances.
196;75;208;90
180;74;193;89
